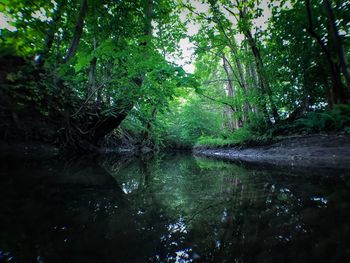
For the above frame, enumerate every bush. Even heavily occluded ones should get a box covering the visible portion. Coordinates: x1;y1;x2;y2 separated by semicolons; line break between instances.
295;104;350;133
196;126;254;148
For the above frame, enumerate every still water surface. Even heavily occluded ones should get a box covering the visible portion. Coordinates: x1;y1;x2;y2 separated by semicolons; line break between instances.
0;153;350;263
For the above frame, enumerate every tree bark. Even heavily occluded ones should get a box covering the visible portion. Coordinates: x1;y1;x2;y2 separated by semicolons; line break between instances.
208;0;246;91
230;0;279;123
244;29;280;123
143;0;154;37
208;0;255;126
222;54;241;130
63;0;88;63
141;107;157;145
305;0;347;104
324;0;350;100
222;54;234;98
320;64;334;107
86;36;98;101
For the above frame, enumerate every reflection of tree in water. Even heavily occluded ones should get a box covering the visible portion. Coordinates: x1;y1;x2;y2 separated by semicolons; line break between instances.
1;154;349;262
101;154;350;262
189;161;350;263
107;153;199;262
0;156;142;263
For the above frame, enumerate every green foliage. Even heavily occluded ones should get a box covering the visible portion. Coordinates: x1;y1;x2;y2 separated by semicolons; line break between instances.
296;104;350;133
1;0;350;149
156;97;224;147
196;126;254;148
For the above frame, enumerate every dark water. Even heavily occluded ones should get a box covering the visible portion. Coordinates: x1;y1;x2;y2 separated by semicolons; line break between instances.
0;153;350;263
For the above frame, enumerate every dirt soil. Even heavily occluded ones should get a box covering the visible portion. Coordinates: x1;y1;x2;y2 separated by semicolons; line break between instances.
193;134;350;170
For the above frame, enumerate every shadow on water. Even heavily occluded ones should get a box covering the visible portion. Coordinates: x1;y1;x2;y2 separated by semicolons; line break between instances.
0;152;350;262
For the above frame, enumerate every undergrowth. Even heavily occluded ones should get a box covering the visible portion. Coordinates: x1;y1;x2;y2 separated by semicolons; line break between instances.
195;104;350;148
195;127;260;148
295;104;350;133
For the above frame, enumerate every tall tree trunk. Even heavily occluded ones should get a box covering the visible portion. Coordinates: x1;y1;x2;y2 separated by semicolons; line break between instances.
222;54;241;130
332;63;344;104
320;64;334;107
96;82;103;105
209;0;256;125
245;56;271;124
142;0;154;42
246;59;259;113
63;0;88;63
222;55;234;98
244;29;279;123
142;107;157;145
229;0;279;123
86;36;98;101
87;57;97;99
208;0;246;91
324;0;350;100
305;0;347;104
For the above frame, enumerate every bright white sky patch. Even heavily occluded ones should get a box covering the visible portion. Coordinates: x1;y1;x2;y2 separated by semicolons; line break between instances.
176;0;274;74
176;0;208;73
0;13;17;32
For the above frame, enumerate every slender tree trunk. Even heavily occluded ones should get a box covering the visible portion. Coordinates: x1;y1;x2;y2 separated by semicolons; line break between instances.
230;0;279;123
142;107;157;145
332;63;344;103
245;30;279;123
209;0;256;126
143;0;154;41
246;56;270;123
222;55;234;98
305;0;347;104
86;36;97;101
222;54;240;130
140;0;157;142
87;57;97;99
63;0;88;63
320;65;334;107
208;1;246;91
53;29;62;86
96;83;103;105
324;0;350;98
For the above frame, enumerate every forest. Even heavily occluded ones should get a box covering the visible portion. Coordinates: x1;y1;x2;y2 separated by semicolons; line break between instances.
0;0;350;152
1;1;350;262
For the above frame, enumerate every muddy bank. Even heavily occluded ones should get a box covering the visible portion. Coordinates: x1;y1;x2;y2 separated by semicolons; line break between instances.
193;134;350;170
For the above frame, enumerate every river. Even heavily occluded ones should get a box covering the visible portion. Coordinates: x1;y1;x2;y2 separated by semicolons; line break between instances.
0;152;349;262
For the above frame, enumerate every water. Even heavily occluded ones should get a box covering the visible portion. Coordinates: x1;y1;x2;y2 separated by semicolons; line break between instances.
0;152;350;263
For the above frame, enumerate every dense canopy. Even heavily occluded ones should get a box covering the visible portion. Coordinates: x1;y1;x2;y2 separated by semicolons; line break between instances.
0;0;349;150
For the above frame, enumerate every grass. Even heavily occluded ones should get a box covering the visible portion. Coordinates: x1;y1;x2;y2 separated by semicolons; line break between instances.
195;126;258;148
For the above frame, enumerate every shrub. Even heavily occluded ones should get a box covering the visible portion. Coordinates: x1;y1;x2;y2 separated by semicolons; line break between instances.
196;126;254;148
295;104;350;132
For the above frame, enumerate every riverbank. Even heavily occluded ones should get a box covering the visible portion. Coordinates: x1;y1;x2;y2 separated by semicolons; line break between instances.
193;134;350;170
0;140;151;159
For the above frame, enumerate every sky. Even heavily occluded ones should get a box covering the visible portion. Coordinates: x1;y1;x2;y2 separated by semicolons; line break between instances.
176;1;209;73
176;0;273;73
0;13;16;32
